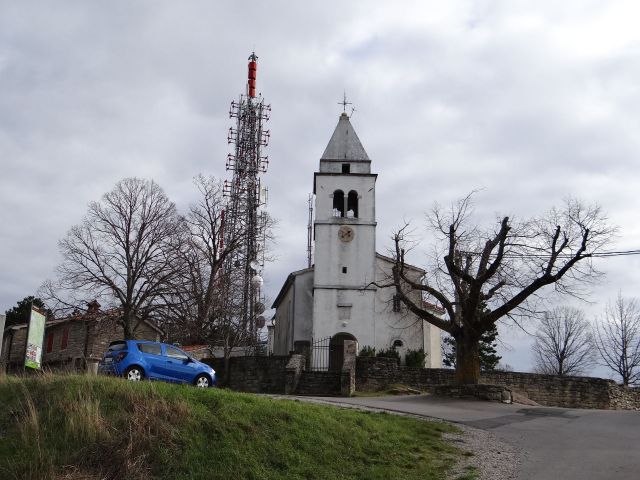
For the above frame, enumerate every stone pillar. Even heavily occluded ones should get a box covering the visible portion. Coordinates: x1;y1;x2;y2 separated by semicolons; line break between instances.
293;340;311;368
285;354;306;395
340;340;357;397
86;358;99;375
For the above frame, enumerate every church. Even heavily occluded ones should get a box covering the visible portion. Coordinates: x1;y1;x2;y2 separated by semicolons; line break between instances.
271;112;441;368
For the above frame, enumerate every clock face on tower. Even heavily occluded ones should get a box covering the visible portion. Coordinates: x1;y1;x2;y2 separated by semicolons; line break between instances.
338;226;354;242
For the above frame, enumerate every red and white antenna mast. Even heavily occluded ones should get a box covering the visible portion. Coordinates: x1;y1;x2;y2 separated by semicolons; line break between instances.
222;53;271;344
247;52;258;98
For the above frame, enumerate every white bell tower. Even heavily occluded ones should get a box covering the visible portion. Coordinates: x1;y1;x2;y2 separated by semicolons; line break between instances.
311;112;378;344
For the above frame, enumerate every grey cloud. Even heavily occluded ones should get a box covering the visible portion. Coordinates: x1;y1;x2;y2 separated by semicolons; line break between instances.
2;2;640;378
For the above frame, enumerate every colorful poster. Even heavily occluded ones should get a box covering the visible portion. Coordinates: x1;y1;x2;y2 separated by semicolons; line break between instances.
0;314;5;358
25;307;46;369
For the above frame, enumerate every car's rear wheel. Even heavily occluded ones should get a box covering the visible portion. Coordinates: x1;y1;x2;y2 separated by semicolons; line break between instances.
124;366;144;381
194;374;210;388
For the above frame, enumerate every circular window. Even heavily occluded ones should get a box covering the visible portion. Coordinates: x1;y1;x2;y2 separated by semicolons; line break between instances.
392;339;404;349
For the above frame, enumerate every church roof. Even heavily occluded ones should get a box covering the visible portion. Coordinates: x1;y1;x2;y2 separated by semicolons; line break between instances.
321;113;370;162
375;253;425;274
271;266;314;309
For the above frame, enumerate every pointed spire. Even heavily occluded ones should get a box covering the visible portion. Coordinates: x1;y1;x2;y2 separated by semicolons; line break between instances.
321;113;370;161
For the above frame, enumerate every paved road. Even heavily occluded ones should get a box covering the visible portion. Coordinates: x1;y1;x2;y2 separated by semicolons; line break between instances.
297;394;640;480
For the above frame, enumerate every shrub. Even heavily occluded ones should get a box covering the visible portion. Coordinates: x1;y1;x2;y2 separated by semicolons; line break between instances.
376;347;400;364
405;348;426;368
359;345;376;357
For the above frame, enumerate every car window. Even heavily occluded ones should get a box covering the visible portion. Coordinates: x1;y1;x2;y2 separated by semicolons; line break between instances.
108;341;127;351
165;345;188;361
137;343;161;355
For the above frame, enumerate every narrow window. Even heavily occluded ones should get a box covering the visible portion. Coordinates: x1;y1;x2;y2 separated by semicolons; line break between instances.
342;163;350;173
347;190;358;218
46;332;54;353
342;266;348;274
332;190;344;217
393;294;401;312
61;326;69;350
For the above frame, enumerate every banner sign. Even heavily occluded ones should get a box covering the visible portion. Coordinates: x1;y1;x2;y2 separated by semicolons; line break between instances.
0;314;5;358
25;307;46;369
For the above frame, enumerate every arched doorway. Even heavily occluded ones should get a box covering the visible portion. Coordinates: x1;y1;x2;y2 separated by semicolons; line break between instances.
329;332;357;372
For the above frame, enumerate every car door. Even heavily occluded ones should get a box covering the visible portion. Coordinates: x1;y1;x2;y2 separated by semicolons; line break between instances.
136;343;165;379
162;345;195;383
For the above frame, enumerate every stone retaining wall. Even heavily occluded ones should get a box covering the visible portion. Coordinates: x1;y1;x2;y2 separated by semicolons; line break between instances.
200;354;640;409
356;357;453;391
295;371;342;396
203;356;289;394
356;357;640;410
203;355;341;396
481;370;613;409
433;384;512;403
608;384;640;410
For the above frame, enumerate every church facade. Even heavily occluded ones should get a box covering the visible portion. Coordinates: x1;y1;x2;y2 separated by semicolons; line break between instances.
271;113;441;368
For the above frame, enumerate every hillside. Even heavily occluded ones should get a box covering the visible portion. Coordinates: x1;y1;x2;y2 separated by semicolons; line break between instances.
0;374;470;480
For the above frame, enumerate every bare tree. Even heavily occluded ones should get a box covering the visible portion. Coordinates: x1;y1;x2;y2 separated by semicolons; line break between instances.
532;306;594;376
594;293;640;386
163;175;275;379
44;178;186;338
391;195;614;384
161;175;241;342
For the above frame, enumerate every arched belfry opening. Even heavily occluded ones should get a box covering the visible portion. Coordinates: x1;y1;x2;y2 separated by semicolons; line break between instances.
347;190;358;218
332;189;344;217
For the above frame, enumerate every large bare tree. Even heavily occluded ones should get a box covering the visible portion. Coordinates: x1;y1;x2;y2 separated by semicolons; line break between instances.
532;306;594;376
162;175;239;342
391;195;613;384
45;178;186;338
594;293;640;386
163;175;274;378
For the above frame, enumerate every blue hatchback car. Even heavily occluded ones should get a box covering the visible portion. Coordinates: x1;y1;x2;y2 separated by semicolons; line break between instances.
99;340;216;388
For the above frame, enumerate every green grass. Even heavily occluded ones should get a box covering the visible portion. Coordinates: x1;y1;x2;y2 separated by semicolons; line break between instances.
0;374;470;480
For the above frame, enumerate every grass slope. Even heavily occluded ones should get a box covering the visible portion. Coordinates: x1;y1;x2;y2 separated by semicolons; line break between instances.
0;374;470;480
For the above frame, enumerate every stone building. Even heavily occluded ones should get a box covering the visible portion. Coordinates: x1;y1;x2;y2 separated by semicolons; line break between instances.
1;300;162;373
272;113;442;368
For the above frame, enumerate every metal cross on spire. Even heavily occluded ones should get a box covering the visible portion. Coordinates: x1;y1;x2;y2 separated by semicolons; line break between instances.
338;91;355;117
338;91;352;112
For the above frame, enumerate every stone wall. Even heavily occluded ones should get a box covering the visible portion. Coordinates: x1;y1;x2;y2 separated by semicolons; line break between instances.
608;385;640;410
356;357;453;391
356;357;640;410
42;321;88;365
203;356;290;394
204;354;343;396
295;371;342;395
285;354;305;394
481;370;614;409
433;384;512;403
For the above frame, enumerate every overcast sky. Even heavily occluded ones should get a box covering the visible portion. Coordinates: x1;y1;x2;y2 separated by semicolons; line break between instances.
2;1;640;376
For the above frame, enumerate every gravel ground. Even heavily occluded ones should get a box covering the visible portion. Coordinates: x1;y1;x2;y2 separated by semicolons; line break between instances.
443;422;523;480
273;396;523;480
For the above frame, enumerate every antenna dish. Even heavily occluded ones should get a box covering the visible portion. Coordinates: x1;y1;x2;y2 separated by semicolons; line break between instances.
249;259;259;270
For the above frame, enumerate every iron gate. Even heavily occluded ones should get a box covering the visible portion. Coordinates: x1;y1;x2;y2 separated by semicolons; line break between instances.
309;336;343;371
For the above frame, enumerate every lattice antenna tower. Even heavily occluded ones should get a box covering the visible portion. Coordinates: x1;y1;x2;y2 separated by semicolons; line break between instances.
222;52;270;341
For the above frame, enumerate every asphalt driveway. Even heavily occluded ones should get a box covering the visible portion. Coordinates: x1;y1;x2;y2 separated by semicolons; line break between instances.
297;394;640;480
